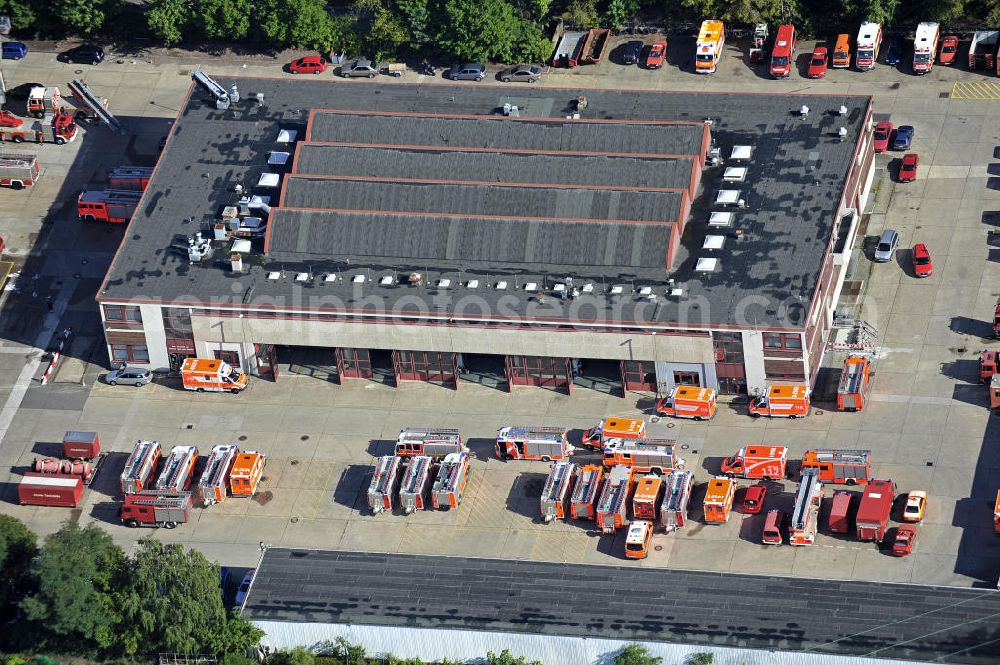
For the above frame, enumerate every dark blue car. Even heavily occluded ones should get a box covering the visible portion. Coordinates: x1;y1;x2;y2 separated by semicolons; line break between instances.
884;37;904;66
1;42;28;59
893;125;914;150
622;40;643;65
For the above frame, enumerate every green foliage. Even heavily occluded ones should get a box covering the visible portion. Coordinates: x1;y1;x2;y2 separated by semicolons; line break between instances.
560;0;599;28
396;0;435;48
147;0;190;46
366;7;410;60
315;638;365;665
686;652;714;665
59;0;107;34
0;0;37;30
0;515;38;612
438;0;521;62
615;644;662;665
486;648;543;665
838;0;898;24
219;654;257;665
197;0;252;41
603;0;638;30
20;522;121;652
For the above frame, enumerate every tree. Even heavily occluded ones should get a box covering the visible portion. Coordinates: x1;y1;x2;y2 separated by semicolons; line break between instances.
486;649;542;665
147;0;190;46
115;540;247;655
615;644;663;665
397;0;436;49
602;0;638;30
197;0;252;41
686;653;713;665
0;0;38;30
837;0;898;24
559;0;599;28
366;7;409;60
20;522;121;652
438;0;519;62
0;515;37;612
59;0;107;34
269;646;316;665
510;18;550;62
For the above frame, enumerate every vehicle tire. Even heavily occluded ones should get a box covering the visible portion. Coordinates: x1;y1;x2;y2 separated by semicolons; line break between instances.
75;110;87;120
502;76;512;82
109;380;118;386
529;78;537;83
125;519;140;528
341;72;349;78
232;388;242;394
367;73;375;78
846;479;857;486
92;60;99;65
292;70;299;74
763;476;772;482
196;387;205;392
84;214;95;222
11;181;23;190
32;112;43;119
749;412;760;418
789;414;799;419
476;76;484;81
12;135;22;143
163;521;177;529
541;456;551;462
55;136;66;145
314;70;321;75
725;472;735;479
694;416;704;421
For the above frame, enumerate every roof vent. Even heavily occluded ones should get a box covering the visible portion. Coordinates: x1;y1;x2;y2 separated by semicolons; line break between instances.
352;274;366;284
704;235;726;250
380;275;394;286
525;282;537;291
230;253;243;273
324;274;337;283
466;279;479;289
838;126;848;140
696;257;718;272
502;103;520;117
800;105;810;117
553;283;566;292
610;285;624;295
295;272;309;282
670;288;684;297
709;211;734;227
838;105;848;116
638;286;652;296
407;272;423;285
268;272;281;280
496;280;508;290
582;283;594;293
438;278;451;288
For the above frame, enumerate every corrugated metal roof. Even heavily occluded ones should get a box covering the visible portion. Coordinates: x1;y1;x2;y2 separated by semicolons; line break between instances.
308;111;706;156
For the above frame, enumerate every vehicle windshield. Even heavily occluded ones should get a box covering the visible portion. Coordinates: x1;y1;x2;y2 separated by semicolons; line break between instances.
943;45;956;52
834;50;848;58
914;256;930;265
625;542;642;551
772;56;788;66
914;53;930;63
902;163;915;171
812;56;825;65
875;128;888;139
696;54;714;62
858;49;873;59
877;242;890;252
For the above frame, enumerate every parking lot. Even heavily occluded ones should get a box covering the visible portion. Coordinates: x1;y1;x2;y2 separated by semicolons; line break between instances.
0;35;999;586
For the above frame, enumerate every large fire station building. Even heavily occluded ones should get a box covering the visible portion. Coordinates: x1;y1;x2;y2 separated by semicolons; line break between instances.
97;77;875;396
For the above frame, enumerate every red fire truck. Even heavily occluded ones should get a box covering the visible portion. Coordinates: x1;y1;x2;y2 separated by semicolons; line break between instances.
77;189;142;223
0;112;78;145
108;165;153;191
0;153;41;189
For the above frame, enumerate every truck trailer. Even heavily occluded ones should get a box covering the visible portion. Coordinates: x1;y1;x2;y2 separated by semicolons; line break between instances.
18;472;83;507
856;479;896;542
62;430;100;460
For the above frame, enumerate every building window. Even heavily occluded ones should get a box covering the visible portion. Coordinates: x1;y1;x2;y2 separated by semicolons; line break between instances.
763;333;802;351
718;376;747;395
673;371;700;386
764;359;805;382
104;305;142;323
111;344;149;363
713;332;744;363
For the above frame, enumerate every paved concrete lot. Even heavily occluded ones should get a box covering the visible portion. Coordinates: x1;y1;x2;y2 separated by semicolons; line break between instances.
1;36;999;587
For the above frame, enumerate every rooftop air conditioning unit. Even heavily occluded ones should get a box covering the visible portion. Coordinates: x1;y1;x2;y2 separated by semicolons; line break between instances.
438;278;451;288
800;105;810;117
352;274;366;284
187;233;211;262
268;272;282;280
380;275;394;286
230;253;243;273
466;279;479;289
610;285;624;294
295;273;309;282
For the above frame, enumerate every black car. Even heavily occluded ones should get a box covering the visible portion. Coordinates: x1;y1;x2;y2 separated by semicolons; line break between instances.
5;82;43;100
58;44;104;65
622;40;643;65
884;37;904;66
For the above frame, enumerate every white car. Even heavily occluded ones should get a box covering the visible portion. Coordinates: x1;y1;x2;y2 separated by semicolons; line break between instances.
874;229;899;263
235;570;255;606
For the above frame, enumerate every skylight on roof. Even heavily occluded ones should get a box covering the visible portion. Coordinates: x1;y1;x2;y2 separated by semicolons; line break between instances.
696;257;718;272
723;166;748;182
703;235;725;250
731;145;752;160
276;129;297;143
268;151;290;166
257;173;280;188
716;190;741;205
709;211;733;227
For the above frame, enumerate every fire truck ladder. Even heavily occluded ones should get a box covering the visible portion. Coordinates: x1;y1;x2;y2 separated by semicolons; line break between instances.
122;440;157;482
502;425;566;440
372;456;400;495
597;466;631;524
156;446;196;491
433;455;465;494
571;466;601;504
663;470;692;512
542;462;574;501
401;456;431;492
838;358;867;395
791;468;821;531
199;445;236;491
68;80;125;135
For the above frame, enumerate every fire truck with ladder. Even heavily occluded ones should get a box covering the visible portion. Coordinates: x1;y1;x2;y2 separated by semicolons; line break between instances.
496;425;573;461
155;445;198;492
78;189;142;223
789;467;823;546
368;455;402;514
540;461;576;522
120;491;193;528
431;452;470;509
659;470;695;531
399;456;433;513
603;438;683;475
570;464;604;520
596;465;633;534
120;440;161;495
0;112;78;145
108;165;153;191
396;428;466;458
837;354;872;411
196;444;238;505
800;449;872;485
27;81;126;134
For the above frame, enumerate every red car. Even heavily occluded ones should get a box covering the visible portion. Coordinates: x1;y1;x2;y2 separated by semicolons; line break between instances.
645;41;667;69
289;56;327;74
873;121;893;153
891;524;917;556
807;45;828;78
741;483;768;514
912;243;932;277
940;35;958;65
0;110;23;128
899;152;919;182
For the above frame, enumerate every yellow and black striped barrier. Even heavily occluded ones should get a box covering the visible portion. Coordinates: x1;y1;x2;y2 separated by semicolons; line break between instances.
951;80;1000;99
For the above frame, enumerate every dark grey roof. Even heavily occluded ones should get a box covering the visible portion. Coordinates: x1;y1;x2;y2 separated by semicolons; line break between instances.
242;548;1000;664
294;143;694;191
281;176;685;223
308;111;707;156
97;78;871;328
267;208;670;269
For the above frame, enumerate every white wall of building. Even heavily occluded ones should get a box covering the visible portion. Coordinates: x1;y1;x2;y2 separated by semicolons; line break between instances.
742;330;767;394
139;304;170;370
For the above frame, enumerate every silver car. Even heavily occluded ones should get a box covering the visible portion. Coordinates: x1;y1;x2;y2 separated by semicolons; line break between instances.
446;63;486;81
340;58;380;78
106;365;152;386
873;229;899;263
499;64;542;83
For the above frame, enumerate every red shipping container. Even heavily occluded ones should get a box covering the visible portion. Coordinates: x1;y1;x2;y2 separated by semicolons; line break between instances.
63;430;100;459
828;490;853;533
856;479;895;541
18;472;83;507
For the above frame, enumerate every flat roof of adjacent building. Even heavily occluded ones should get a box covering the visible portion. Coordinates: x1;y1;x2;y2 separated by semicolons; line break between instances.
241;548;1000;663
98;78;870;328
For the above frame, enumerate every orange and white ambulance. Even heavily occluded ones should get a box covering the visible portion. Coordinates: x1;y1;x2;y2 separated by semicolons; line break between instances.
582;416;645;449
703;476;736;523
181;357;249;394
624;520;654;559
720;445;787;480
695;20;725;73
229;450;265;497
655;386;717;420
748;385;810;418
